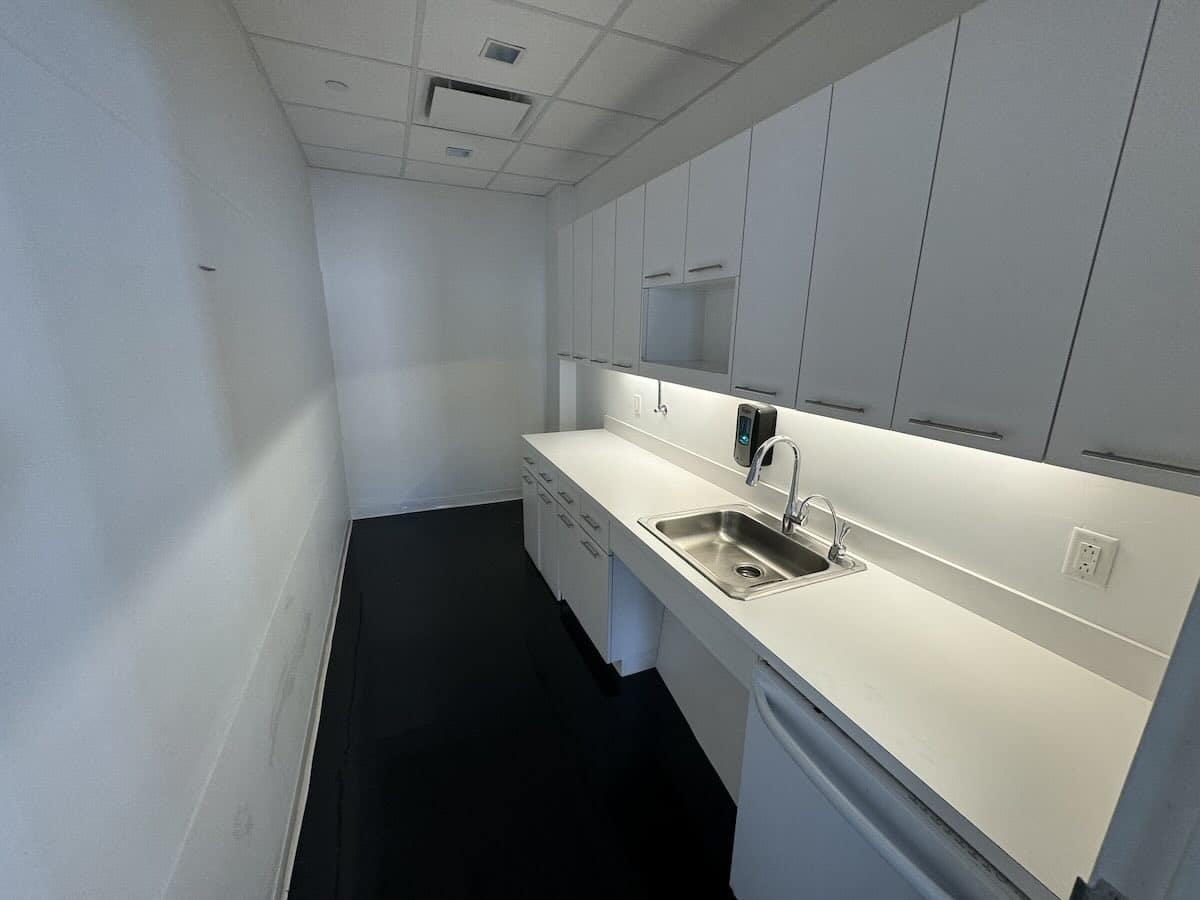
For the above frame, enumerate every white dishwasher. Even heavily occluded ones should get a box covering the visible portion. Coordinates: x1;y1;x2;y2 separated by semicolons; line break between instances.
731;662;1027;900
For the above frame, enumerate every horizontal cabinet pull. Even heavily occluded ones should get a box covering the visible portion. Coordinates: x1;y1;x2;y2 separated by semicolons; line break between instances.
908;417;1003;441
580;540;601;559
613;361;634;369
590;358;609;364
571;354;587;360
538;471;553;482
734;384;778;397
521;474;533;484
557;513;574;528
556;351;570;357
556;490;575;504
1082;449;1200;478
805;398;865;415
580;513;600;530
538;494;551;505
522;455;535;464
687;263;724;274
644;271;672;279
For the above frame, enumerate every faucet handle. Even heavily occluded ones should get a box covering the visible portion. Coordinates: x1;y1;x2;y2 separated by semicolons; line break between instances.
834;521;851;544
829;521;851;562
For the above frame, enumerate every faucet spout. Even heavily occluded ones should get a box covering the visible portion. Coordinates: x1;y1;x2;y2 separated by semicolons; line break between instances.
745;435;803;534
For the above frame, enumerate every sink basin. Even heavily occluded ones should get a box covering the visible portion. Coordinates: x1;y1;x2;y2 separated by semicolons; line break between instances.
639;505;865;600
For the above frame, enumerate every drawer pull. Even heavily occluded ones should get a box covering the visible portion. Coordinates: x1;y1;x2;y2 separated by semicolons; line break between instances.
557;513;575;528
687;263;724;274
734;384;777;397
645;271;672;279
522;455;535;465
613;361;634;369
538;471;553;482
556;490;575;505
806;398;865;415
580;540;601;559
538;493;551;505
908;418;1002;441
571;354;587;360
1082;449;1200;478
580;513;601;530
521;474;533;484
590;358;609;364
556;351;570;357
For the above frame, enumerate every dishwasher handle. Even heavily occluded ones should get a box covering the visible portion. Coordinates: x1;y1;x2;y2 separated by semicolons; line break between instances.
751;664;1022;900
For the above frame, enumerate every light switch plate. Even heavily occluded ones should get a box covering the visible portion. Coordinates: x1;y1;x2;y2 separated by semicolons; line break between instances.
633;393;642;416
1062;527;1119;588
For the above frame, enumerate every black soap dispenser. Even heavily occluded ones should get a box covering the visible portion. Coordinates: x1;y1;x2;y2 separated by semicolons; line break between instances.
734;402;777;467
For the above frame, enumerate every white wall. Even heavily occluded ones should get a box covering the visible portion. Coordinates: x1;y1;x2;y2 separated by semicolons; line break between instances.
311;171;547;518
0;2;348;898
577;368;1200;660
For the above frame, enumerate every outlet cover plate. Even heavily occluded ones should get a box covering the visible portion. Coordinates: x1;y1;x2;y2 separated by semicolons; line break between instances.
1062;527;1119;588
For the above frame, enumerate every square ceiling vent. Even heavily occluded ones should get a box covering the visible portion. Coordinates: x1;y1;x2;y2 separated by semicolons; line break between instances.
427;78;532;137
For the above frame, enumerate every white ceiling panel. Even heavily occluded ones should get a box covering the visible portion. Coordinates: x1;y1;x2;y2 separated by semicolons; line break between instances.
420;0;599;95
518;0;624;26
285;104;406;157
233;0;419;64
407;125;515;170
304;144;406;177
614;0;824;63
404;160;494;188
560;32;732;118
253;37;411;120
526;99;655;155
506;144;606;182
489;173;559;195
412;71;547;139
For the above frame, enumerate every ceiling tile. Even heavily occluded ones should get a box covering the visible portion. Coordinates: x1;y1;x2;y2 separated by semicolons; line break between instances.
614;0;824;63
303;145;406;177
412;71;547;139
518;0;623;26
407;125;515;170
526;100;655;155
404;160;494;189
253;37;411;120
420;0;599;95
489;173;559;195
285;104;406;157
506;144;606;182
560;33;732;119
232;0;419;64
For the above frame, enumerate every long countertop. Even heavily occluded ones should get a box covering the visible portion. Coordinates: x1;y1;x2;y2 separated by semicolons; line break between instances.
523;427;1151;900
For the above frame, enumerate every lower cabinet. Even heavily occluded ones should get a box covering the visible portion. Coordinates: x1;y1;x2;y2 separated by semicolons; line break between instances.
568;530;612;661
535;485;559;599
520;469;539;568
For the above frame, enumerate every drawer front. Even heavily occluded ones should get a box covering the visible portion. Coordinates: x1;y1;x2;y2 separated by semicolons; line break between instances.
577;492;610;552
554;475;581;511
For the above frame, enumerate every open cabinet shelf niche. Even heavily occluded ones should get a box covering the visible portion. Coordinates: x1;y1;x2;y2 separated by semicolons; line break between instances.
640;277;737;392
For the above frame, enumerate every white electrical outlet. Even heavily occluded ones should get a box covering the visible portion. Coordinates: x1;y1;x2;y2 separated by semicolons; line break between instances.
1062;527;1119;588
633;393;642;416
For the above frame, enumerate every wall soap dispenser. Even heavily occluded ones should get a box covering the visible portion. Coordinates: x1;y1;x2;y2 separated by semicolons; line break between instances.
734;402;777;467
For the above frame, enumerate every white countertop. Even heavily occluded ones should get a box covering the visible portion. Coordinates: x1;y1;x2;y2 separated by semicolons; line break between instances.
524;428;1151;899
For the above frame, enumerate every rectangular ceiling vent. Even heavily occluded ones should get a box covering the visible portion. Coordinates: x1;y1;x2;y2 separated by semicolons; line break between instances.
426;77;532;137
480;38;524;65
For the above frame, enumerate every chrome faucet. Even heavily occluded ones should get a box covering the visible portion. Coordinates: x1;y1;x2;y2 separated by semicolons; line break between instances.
797;494;851;563
745;435;804;534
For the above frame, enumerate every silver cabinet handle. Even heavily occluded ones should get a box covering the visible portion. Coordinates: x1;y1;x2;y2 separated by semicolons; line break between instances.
557;512;574;528
522;455;535;465
538;493;551;505
580;539;601;559
734;384;777;397
613;361;634;369
806;398;865;415
556;490;575;505
580;513;600;530
538;471;553;482
908;417;1002;441
521;474;533;484
644;271;671;279
590;358;609;364
687;263;724;274
571;354;587;360
1082;449;1200;478
556;351;570;357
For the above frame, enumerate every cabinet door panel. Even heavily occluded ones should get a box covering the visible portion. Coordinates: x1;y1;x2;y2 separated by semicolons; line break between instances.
556;222;573;357
1047;0;1200;495
612;186;645;371
521;469;538;567
730;89;830;405
892;0;1156;459
572;212;592;361
590;200;616;366
536;487;558;598
556;506;581;610
574;535;611;662
642;162;688;286
684;129;751;283
797;23;955;427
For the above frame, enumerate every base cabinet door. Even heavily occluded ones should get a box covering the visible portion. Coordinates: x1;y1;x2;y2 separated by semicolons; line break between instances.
555;505;580;606
573;535;611;661
535;486;558;598
521;470;538;567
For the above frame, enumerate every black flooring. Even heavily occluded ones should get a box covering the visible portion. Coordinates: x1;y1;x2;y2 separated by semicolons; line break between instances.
289;500;737;899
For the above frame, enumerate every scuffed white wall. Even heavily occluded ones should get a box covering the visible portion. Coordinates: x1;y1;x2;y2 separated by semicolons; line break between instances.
0;2;348;898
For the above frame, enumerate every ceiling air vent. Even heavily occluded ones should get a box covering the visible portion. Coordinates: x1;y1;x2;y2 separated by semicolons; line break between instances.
426;77;532;137
445;146;473;159
480;38;524;65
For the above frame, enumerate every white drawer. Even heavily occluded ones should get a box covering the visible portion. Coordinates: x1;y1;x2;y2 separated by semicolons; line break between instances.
577;491;610;553
553;474;583;512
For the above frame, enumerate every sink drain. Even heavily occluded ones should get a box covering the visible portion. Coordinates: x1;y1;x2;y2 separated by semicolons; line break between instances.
734;563;764;579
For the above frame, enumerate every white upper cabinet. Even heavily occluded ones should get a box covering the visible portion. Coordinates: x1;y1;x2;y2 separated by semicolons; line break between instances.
891;0;1157;460
730;90;830;405
642;162;688;286
590;200;616;366
556;222;573;357
572;211;592;362
1047;0;1200;495
795;23;955;427
612;186;645;372
684;129;751;283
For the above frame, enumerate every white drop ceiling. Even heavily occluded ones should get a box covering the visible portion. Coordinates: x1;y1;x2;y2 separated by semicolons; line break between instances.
233;0;836;195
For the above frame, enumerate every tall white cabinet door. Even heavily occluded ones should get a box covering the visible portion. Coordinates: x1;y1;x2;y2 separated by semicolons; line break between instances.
729;89;830;405
590;200;616;366
796;24;955;427
684;129;751;283
556;222;573;358
642;162;688;286
892;0;1157;459
612;186;645;372
1047;0;1200;496
572;212;592;362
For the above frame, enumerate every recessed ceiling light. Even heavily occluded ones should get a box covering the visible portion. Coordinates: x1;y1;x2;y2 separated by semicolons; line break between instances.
445;147;473;159
324;79;349;92
480;38;524;65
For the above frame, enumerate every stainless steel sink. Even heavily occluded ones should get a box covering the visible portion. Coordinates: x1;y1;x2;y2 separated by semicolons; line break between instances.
639;505;865;600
